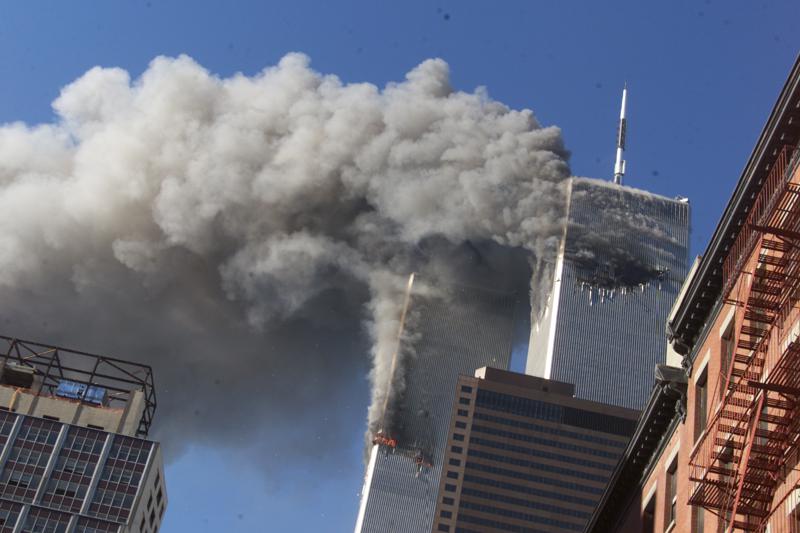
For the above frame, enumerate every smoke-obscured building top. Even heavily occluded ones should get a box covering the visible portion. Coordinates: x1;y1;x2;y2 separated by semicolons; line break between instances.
527;178;690;410
355;271;525;533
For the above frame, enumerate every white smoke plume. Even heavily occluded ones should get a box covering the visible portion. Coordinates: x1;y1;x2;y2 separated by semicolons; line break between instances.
0;53;570;465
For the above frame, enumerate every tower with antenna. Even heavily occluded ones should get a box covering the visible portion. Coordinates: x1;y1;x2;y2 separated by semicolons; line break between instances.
613;84;628;185
525;80;691;411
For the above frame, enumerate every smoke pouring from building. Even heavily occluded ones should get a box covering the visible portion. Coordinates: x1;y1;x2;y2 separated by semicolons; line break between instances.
0;53;572;468
564;179;685;292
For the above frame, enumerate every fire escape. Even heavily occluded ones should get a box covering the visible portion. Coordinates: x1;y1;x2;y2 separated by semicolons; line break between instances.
690;145;800;532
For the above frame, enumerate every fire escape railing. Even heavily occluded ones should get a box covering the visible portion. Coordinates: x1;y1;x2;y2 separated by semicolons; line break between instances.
756;465;800;533
723;146;799;297
689;144;800;532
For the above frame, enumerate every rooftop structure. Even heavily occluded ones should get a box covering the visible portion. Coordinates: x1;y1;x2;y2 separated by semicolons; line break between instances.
613;84;628;185
0;336;165;533
0;336;156;439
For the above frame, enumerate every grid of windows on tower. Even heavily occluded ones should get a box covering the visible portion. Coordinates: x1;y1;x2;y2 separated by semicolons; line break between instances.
41;427;106;513
0;410;163;532
475;389;636;437
0;418;61;502
0;500;19;532
89;436;152;523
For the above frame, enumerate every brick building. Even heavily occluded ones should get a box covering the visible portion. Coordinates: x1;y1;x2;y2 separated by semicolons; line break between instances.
586;55;800;532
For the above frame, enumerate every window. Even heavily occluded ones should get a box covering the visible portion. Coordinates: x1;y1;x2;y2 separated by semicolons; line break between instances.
448;458;461;466
437;525;450;532
756;404;770;447
457;409;468;417
695;368;708;442
453;434;464;441
42;415;60;421
442;497;454;505
693;506;704;533
458;397;470;406
22;508;70;533
666;457;678;529
8;470;32;489
460;385;473;393
643;492;656;533
717;510;731;533
444;484;456;492
455;421;467;429
720;321;735;399
450;446;462;454
440;510;452;519
446;471;458;479
74;517;120;532
475;389;636;436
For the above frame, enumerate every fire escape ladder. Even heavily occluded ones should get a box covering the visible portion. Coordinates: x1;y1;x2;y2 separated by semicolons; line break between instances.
689;231;788;529
728;227;800;530
726;394;770;532
691;146;800;531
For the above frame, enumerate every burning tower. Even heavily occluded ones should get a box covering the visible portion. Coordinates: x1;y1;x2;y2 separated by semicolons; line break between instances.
355;262;526;533
526;88;691;409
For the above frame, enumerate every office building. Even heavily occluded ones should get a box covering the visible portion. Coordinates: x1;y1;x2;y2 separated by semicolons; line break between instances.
527;177;690;410
355;273;525;533
587;55;800;532
0;336;166;533
432;367;638;533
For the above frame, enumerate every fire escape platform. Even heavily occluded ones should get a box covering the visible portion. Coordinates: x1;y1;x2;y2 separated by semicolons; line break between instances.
689;145;800;531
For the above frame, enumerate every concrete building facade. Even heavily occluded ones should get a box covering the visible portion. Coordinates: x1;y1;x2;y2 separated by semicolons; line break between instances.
0;336;166;533
527;177;690;411
587;55;800;533
432;367;638;533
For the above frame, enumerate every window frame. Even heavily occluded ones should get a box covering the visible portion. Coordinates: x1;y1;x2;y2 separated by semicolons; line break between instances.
695;366;708;443
719;318;735;400
666;456;678;530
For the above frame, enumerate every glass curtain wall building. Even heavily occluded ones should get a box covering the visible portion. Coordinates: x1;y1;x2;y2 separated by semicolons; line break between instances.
527;178;690;410
432;367;638;533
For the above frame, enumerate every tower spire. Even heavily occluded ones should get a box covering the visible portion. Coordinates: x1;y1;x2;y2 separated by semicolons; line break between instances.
613;83;627;185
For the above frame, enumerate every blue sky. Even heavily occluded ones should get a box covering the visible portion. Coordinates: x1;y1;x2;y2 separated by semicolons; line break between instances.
0;1;797;531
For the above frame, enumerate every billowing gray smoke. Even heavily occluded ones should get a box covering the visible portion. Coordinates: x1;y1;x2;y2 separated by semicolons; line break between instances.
0;53;570;467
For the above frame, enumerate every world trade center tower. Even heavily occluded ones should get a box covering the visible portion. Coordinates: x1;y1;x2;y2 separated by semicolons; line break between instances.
355;246;529;533
526;177;690;410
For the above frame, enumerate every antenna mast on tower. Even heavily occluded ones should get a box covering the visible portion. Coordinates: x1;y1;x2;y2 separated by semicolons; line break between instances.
613;84;627;185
